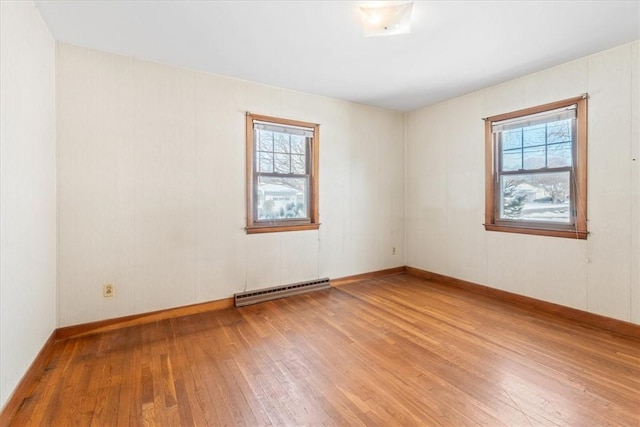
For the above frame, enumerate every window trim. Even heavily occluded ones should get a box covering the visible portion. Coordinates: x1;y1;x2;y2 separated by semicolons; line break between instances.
484;95;588;239
245;113;320;234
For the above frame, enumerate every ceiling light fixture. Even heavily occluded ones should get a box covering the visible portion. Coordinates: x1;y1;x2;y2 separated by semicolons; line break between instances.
359;2;414;37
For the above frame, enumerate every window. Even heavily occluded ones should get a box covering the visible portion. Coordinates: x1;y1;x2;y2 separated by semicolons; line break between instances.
246;113;320;234
484;96;588;239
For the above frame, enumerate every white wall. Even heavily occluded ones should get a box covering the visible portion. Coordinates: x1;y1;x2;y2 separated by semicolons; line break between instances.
0;1;57;408
56;44;405;327
631;42;640;325
406;41;640;325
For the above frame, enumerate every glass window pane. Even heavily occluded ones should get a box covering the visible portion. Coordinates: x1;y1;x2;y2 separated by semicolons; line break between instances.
502;129;522;151
258;153;273;173
274;153;290;173
257;176;308;220
547;142;572;168
274;133;290;153
522;124;546;147
547;119;572;144
290;135;305;155
291;154;306;174
502;151;521;171
258;131;273;152
499;172;571;223
523;145;545;169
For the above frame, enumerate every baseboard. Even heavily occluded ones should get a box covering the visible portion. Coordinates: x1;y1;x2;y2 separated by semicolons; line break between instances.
0;330;57;427
57;268;406;339
331;266;406;287
0;297;235;423
56;267;639;341
3;265;637;424
56;297;234;340
405;266;640;340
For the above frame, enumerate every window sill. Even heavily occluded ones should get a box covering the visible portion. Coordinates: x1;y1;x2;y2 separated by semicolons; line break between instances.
484;224;588;240
246;223;320;234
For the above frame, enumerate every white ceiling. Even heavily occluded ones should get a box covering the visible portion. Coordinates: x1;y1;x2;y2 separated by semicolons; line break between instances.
35;1;640;112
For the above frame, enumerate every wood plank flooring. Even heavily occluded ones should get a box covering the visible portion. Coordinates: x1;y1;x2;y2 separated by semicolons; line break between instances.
7;274;640;426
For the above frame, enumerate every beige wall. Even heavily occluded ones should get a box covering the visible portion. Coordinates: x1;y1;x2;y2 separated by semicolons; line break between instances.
0;1;57;407
632;42;640;324
56;44;405;327
406;41;640;324
56;41;640;327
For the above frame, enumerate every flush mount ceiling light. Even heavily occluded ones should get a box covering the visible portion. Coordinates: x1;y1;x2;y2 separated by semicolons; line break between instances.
359;2;414;37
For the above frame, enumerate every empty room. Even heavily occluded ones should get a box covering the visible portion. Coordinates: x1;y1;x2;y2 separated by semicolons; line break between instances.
1;0;639;425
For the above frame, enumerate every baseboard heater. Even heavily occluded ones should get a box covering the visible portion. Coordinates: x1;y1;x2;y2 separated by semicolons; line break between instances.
234;277;331;307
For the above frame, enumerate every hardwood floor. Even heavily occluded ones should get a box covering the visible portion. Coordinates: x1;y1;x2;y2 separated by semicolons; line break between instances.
7;273;640;426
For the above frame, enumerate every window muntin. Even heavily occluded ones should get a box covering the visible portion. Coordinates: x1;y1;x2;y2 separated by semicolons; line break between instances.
501;118;573;171
246;114;319;234
495;108;575;227
484;96;587;239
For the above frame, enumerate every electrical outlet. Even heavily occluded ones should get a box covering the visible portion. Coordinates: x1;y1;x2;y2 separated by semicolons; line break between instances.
103;284;114;297
392;246;397;255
